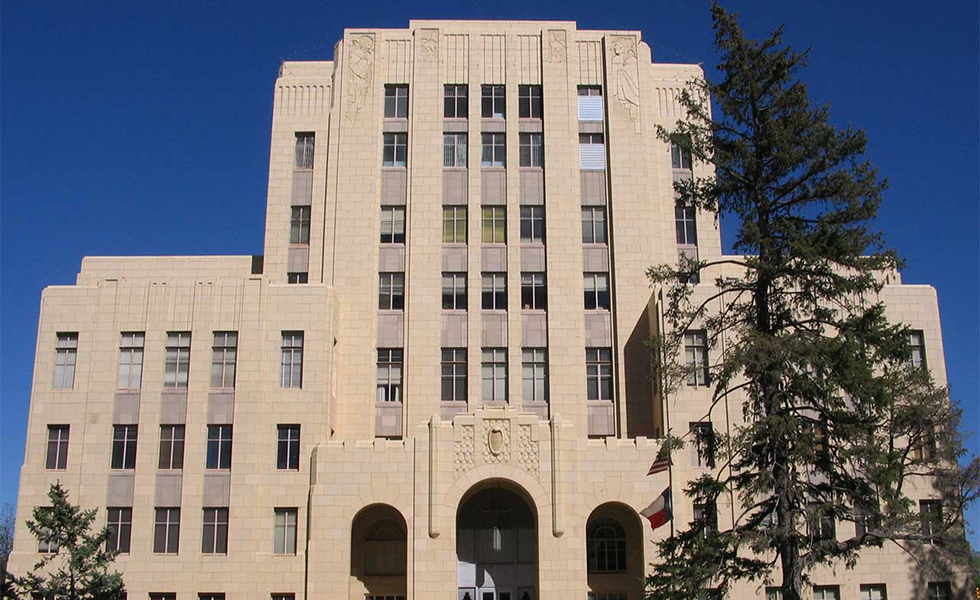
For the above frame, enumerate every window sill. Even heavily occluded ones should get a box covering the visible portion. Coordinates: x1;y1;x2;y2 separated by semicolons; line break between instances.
381;165;408;171
520;242;546;249
443;242;467;249
292;168;313;173
210;386;235;392
442;309;468;314
481;165;506;171
204;468;232;473
481;400;509;408
582;242;609;248
116;387;142;392
378;309;405;315
443;166;469;172
481;309;508;314
585;308;612;313
519;166;544;172
521;308;547;314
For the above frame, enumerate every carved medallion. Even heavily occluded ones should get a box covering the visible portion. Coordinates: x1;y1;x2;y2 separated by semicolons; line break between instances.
488;425;505;456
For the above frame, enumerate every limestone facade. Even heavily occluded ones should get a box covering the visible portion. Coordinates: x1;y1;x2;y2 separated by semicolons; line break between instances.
9;19;963;600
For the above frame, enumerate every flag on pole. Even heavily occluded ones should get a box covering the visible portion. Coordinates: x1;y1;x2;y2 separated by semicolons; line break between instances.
647;455;671;476
640;487;673;531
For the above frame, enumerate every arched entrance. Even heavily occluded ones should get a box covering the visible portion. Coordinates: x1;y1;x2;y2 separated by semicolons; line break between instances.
456;479;538;600
586;503;644;600
350;504;407;600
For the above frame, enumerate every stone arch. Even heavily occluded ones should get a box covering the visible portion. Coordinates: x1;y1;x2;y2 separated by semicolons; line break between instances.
456;477;540;600
350;503;407;600
586;502;645;600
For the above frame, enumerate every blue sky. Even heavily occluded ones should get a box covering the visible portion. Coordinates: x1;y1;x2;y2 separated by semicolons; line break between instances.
2;0;977;549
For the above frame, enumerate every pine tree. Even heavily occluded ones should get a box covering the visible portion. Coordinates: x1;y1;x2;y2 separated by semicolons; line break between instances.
11;484;125;600
645;5;978;600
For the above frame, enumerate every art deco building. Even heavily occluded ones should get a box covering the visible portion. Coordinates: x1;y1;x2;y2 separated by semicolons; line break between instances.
9;19;961;600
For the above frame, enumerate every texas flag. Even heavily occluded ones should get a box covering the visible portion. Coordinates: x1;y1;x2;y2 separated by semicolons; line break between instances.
640;487;673;531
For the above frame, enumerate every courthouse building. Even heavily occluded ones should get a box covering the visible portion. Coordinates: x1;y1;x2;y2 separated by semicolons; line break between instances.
10;19;961;600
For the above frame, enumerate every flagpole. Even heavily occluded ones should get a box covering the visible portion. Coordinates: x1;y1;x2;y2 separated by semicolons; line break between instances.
658;287;675;538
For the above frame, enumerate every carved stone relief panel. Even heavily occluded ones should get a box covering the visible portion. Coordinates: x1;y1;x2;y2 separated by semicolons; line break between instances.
454;424;475;476
345;33;376;123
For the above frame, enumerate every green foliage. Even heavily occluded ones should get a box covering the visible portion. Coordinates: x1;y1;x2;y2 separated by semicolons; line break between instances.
645;4;978;600
11;484;125;600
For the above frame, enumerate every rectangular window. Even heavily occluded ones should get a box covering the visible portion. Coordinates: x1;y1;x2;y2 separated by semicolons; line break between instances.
383;84;409;119
281;332;304;388
380;206;406;244
518;85;543;119
150;594;176;600
583;273;610;310
206;425;233;470
926;582;951;600
912;424;937;461
164;332;191;389
481;273;507;310
481;348;508;402
199;595;224;600
684;330;709;386
111;425;138;470
581;207;607;244
443;133;468;167
443;206;467;243
587;594;626;600
272;595;295;600
859;585;886;600
520;273;547;310
441;348;467;403
675;203;698;246
274;508;298;555
376;349;403;403
210;331;237;388
201;507;229;554
520;206;545;244
807;502;835;541
117;332;144;390
671;139;693;170
277;425;300;471
765;589;783;600
481;133;506;167
378;273;406;310
693;502;718;539
158;425;185;470
481;206;506;243
579;133;606;170
106;507;132;554
909;331;926;368
481;84;505;118
444;84;468;118
586;348;613;401
54;332;78;389
382;132;408;167
287;272;308;284
522;348;548;402
153;507;180;554
46;425;69;470
690;422;716;468
519;133;544;167
920;499;943;543
577;85;603;120
442;273;467;310
295;133;314;169
36;507;58;554
290;206;311;244
812;587;840;600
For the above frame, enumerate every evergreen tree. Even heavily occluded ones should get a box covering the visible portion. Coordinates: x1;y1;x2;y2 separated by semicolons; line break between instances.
11;484;125;600
645;5;978;600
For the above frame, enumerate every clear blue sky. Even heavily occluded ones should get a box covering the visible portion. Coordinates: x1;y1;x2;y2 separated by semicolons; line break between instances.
2;0;977;548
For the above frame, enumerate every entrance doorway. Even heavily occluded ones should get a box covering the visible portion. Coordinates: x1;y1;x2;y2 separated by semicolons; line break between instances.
456;480;537;600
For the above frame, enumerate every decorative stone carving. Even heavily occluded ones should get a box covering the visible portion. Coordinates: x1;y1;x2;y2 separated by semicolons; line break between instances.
454;424;475;476
482;419;511;465
610;35;640;132
518;424;539;476
419;29;439;62
546;30;566;64
345;33;375;123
